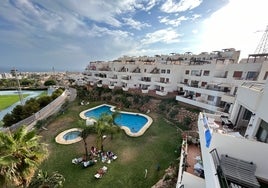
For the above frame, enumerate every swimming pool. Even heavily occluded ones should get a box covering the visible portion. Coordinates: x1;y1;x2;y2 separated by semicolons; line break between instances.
63;130;81;141
80;104;153;137
55;128;83;144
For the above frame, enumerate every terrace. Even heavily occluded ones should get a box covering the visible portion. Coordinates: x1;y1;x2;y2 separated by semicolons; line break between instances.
198;113;268;188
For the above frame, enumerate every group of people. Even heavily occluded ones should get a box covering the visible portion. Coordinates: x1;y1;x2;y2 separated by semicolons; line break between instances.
90;146;117;163
72;146;117;169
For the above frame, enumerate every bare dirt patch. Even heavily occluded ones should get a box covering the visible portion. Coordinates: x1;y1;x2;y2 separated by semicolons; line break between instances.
120;147;138;164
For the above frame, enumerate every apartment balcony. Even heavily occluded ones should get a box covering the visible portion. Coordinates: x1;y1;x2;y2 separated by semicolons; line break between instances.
213;77;227;83
198;113;268;187
109;76;118;80
139;78;151;84
237;83;264;111
108;85;115;89
176;96;223;112
155;81;170;87
176;135;205;188
221;93;235;103
121;75;131;81
156;90;167;96
118;66;127;72
122;86;129;91
183;85;225;97
150;67;160;74
141;89;149;93
132;67;141;73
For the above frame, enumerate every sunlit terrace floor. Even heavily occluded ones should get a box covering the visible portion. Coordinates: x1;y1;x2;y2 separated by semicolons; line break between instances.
186;143;202;175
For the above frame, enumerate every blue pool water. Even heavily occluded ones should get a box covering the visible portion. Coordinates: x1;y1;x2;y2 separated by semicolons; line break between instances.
63;131;81;141
84;105;148;133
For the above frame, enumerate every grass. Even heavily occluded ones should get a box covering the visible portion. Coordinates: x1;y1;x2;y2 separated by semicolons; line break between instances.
38;101;182;188
37;91;47;98
0;94;29;110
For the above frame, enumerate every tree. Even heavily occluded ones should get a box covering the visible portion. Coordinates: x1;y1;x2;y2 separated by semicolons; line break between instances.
37;96;53;108
2;113;16;127
29;170;65;188
95;113;121;149
0;126;48;187
79;113;121;154
44;80;56;86
79;120;95;160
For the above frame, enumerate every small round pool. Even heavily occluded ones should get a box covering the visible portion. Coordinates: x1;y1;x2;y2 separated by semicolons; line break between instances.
63;131;81;141
55;128;83;144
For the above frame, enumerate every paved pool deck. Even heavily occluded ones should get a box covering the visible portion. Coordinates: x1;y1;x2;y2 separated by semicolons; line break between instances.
55;128;83;144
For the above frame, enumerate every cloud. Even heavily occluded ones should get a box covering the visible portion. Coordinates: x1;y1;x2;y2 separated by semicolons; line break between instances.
161;0;202;13
123;17;151;30
192;29;198;34
159;16;188;27
144;0;157;11
141;28;182;44
191;14;201;20
200;0;268;58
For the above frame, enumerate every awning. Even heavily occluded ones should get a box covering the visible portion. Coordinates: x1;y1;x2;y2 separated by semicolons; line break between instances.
220;155;260;188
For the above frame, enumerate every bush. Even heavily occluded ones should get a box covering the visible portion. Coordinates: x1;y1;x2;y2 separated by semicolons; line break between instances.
169;109;179;119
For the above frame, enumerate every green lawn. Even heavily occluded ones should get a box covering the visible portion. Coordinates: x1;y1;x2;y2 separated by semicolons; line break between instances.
38;101;182;188
0;94;29;110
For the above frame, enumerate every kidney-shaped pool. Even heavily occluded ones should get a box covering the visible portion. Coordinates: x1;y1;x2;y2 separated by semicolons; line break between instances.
79;104;153;137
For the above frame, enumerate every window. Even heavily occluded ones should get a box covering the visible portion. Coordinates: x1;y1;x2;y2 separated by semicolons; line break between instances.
207;95;214;101
242;109;252;121
233;71;243;79
246;71;259;80
167;69;170;74
144;69;146;73
161;69;166;73
191;70;201;76
264;71;268;80
203;70;210;76
256;120;268;143
166;78;169;83
185;70;189;75
201;82;207;87
191;80;199;87
196;93;201;97
184;79;188;84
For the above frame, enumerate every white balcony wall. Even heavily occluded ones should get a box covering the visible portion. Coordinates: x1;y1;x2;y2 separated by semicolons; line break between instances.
183;85;225;97
176;96;221;112
199;113;268;186
221;94;235;103
210;130;268;181
256;82;268;123
198;115;221;188
236;86;262;111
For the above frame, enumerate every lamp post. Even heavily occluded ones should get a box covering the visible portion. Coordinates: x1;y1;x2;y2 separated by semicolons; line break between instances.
14;68;24;105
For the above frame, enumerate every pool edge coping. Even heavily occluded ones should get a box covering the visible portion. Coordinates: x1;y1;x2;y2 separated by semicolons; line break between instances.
55;128;83;144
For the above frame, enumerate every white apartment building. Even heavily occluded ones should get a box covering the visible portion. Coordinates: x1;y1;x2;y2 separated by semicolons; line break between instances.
83;49;268;114
176;81;268;188
84;49;268;187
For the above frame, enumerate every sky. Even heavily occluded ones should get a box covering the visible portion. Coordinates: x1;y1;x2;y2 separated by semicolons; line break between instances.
0;0;268;72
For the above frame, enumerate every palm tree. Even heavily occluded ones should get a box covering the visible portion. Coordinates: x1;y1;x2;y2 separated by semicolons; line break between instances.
79;124;95;160
29;170;65;188
0;126;48;187
95;113;121;149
